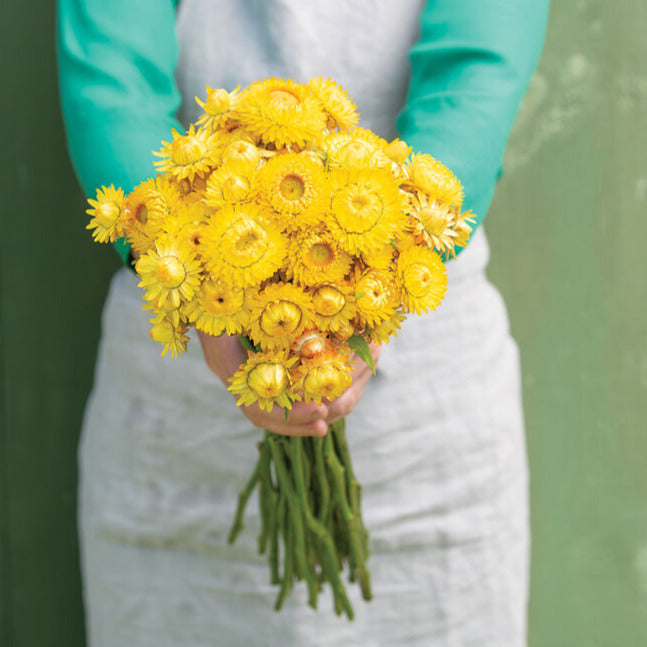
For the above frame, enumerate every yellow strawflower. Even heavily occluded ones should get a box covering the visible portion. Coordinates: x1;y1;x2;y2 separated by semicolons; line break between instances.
327;168;405;255
255;152;326;230
293;348;353;405
307;77;359;131
249;282;313;350
148;315;190;358
396;244;447;314
353;268;399;327
135;235;203;309
228;349;299;412
404;153;464;208
154;124;220;181
234;78;326;149
187;278;250;336
310;283;357;333
201;203;286;288
86;185;124;243
288;227;352;287
195;85;240;132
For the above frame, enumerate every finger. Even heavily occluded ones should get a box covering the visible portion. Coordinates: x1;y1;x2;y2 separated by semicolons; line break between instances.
265;418;328;437
239;401;329;433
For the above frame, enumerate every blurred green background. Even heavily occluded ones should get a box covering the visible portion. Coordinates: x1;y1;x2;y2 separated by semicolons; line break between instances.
1;1;646;645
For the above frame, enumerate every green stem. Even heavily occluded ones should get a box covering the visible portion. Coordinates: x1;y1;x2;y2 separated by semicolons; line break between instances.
269;434;318;610
228;443;263;545
291;436;354;619
331;421;373;601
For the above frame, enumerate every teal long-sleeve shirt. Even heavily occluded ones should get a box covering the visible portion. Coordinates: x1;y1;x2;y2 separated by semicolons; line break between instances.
58;0;549;264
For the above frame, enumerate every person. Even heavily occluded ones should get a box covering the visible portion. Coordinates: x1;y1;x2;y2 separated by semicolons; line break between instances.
58;1;549;645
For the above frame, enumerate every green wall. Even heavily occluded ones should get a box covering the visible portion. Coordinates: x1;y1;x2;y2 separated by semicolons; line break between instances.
486;1;647;645
1;1;645;646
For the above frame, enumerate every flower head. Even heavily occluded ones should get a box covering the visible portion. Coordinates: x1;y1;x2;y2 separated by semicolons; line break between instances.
195;85;240;131
154;125;220;181
292;348;353;405
307;77;359;131
135;234;203;309
396;244;447;314
187;278;250;336
327;168;405;255
234;78;326;149
249;282;313;350
86;185;124;243
228;349;299;411
201;204;286;288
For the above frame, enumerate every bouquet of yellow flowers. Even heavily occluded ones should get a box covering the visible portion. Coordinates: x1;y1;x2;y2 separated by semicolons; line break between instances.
86;77;473;619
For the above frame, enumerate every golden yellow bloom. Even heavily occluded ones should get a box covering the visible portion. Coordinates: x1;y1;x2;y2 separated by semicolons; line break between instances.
187;278;250;336
255;152;326;230
404;153;464;208
149;316;190;358
307;77;359;131
288;227;352;287
366;309;406;345
154;125;219;181
204;165;252;209
384;138;412;164
452;212;475;253
354;268;399;327
291;330;333;359
221;140;262;175
310;283;357;333
361;242;397;271
195;85;240;131
234;78;326;149
320;128;391;169
136;235;203;309
86;185;124;243
228;349;299;412
407;193;459;256
201;204;286;288
327;168;405;255
121;176;181;256
396;244;447;314
249;282;313;350
293;349;353;405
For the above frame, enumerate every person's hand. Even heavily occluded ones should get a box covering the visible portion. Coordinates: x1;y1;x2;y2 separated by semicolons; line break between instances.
198;331;330;436
197;331;381;436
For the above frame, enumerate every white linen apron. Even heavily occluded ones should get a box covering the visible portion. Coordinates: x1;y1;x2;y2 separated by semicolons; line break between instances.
79;1;530;645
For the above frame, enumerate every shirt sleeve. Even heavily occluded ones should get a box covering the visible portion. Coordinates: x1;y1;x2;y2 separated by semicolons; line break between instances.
397;0;550;254
57;0;183;264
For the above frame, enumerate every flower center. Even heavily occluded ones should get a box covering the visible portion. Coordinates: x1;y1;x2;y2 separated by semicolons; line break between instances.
333;184;382;233
95;202;120;229
313;286;345;316
308;242;334;267
171;134;206;166
247;363;289;398
155;256;186;289
222;218;268;267
135;203;149;225
403;263;432;297
279;174;306;201
269;89;299;106
202;284;244;315
357;274;389;307
260;301;302;337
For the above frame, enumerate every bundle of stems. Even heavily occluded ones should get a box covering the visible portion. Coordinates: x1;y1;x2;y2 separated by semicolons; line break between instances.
228;418;371;620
